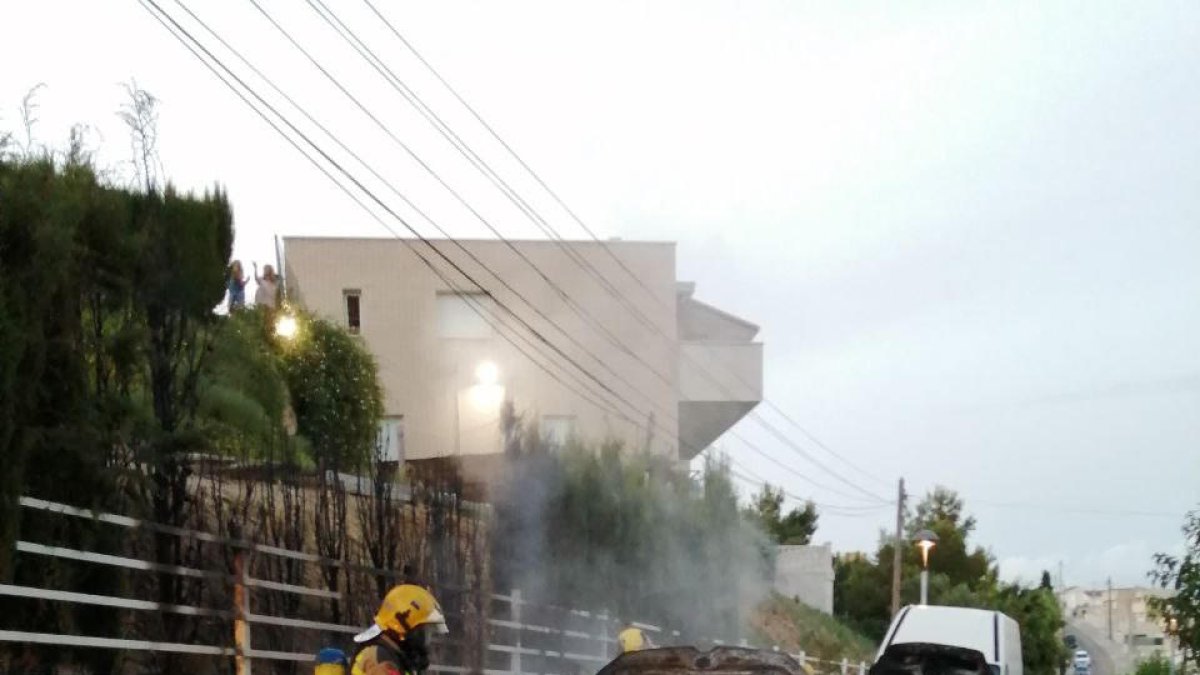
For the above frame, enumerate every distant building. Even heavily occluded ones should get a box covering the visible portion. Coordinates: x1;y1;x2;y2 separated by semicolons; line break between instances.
1059;585;1177;664
282;237;762;489
774;544;834;614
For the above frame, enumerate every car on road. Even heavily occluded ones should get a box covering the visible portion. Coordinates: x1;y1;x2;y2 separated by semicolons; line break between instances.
1072;650;1091;670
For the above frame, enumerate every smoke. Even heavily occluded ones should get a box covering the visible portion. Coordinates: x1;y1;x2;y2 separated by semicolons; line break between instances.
490;406;773;642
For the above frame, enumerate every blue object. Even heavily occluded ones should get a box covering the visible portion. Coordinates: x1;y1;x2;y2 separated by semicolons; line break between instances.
316;647;348;665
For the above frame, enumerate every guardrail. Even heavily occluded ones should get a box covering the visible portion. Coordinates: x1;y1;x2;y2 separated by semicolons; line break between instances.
1;496;869;675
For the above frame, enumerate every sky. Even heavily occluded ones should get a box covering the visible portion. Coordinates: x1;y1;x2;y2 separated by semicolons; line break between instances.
2;0;1198;588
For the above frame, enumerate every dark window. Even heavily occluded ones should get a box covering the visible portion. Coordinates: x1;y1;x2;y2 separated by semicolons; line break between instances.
345;290;361;334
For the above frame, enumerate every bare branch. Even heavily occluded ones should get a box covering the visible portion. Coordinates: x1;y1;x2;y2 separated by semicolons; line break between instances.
117;79;163;192
19;82;47;155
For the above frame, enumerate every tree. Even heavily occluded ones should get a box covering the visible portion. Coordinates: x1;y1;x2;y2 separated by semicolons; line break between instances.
277;311;383;469
491;432;771;641
1040;570;1053;590
1149;508;1200;669
908;486;993;589
197;306;296;462
834;552;892;639
747;483;820;545
833;486;1067;675
1134;653;1171;675
993;583;1067;675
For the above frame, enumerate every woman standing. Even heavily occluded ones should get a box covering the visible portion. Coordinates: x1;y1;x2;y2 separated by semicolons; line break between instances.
227;260;248;311
254;262;280;309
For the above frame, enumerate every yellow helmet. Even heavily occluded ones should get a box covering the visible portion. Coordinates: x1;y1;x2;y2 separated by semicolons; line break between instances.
353;584;449;644
618;627;646;653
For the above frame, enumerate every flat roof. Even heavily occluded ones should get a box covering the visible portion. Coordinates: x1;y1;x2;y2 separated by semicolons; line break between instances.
282;235;677;246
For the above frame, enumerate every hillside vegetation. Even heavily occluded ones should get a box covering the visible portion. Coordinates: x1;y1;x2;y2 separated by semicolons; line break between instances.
750;594;878;664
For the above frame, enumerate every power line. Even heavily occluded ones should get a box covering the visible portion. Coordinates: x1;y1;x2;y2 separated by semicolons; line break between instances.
150;0;887;505
188;0;887;504
969;500;1185;520
360;0;674;312
721;464;893;518
349;1;893;500
145;0;760;474
322;0;660;336
248;0;679;397
168;0;684;436
140;0;668;442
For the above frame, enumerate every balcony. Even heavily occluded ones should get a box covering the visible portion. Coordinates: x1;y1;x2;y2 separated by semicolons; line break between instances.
676;283;763;460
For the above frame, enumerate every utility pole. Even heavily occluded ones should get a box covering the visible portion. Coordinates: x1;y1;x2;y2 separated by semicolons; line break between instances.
891;478;906;616
1107;577;1114;641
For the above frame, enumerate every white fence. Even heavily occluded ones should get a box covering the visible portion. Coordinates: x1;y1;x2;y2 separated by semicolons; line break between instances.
0;497;869;675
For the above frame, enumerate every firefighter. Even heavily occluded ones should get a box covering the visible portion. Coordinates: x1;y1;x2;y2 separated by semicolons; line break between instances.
350;584;449;675
315;647;349;675
617;626;651;654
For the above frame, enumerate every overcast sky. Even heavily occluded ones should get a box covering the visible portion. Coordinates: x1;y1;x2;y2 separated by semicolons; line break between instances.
3;0;1198;588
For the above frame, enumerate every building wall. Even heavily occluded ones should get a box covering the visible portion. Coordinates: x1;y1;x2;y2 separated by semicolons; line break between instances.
283;237;680;462
774;544;835;614
1059;586;1178;664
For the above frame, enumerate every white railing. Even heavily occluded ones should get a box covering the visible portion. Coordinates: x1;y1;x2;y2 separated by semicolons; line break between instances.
1;497;868;675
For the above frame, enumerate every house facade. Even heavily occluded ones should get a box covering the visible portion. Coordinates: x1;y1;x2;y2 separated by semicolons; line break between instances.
282;237;761;483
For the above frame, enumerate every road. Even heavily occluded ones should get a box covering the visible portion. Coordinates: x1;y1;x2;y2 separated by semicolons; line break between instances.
1066;620;1124;675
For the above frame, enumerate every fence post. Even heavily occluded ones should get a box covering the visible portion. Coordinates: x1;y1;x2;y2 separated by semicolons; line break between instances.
598;609;609;661
511;589;523;675
858;662;867;675
841;657;849;675
798;651;806;668
233;549;251;675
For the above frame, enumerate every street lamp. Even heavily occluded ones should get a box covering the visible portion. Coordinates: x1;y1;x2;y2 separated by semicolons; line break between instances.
914;529;939;606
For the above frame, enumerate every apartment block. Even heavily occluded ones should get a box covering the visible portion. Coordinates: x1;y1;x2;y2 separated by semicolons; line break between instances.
282;237;762;483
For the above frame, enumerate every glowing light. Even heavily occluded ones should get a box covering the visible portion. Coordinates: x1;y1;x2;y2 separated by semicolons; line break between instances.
475;360;499;386
275;314;298;340
914;529;939;568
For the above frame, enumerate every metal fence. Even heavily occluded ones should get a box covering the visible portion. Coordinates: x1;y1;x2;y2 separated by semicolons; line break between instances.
0;496;869;675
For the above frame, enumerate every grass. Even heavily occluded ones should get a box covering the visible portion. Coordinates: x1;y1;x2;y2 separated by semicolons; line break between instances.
748;593;878;664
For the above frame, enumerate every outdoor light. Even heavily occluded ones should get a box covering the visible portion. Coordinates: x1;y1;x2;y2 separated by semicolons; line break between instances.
475;360;499;386
914;529;939;606
275;313;298;340
914;529;939;568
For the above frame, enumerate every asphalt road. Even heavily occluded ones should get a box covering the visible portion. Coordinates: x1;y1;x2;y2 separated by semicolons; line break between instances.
1066;621;1121;675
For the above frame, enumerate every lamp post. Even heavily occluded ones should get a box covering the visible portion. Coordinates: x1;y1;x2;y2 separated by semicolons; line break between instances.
914;529;939;606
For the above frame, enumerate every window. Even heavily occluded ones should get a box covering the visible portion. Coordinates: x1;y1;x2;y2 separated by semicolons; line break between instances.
376;416;404;463
541;415;576;449
344;289;361;334
437;292;492;339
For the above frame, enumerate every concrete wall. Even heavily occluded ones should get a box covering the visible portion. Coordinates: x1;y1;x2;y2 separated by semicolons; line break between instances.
774;544;835;614
284;237;681;461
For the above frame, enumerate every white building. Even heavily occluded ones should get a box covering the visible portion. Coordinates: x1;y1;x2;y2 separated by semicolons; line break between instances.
282;236;762;489
1059;585;1178;664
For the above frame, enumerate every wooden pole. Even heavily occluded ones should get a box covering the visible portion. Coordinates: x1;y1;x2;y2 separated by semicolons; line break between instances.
890;478;906;616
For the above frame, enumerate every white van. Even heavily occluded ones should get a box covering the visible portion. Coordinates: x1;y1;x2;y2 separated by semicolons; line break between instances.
874;605;1023;675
